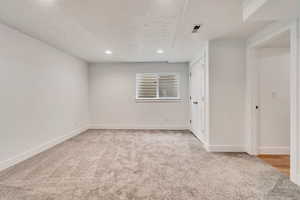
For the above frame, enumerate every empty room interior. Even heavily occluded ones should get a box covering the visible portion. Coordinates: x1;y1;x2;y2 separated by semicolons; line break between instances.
0;0;300;199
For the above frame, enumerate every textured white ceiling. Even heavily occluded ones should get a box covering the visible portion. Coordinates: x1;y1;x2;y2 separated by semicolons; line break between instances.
257;31;290;49
0;0;270;63
243;0;300;21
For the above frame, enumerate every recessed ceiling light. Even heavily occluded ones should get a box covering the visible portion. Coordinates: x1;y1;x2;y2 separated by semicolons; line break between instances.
105;50;112;55
40;0;56;6
156;49;164;54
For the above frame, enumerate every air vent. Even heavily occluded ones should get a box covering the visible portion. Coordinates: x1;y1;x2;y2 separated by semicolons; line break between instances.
192;24;201;33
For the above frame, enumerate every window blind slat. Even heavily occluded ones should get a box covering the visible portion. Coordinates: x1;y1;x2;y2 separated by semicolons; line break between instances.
136;74;158;98
159;74;179;98
136;73;179;99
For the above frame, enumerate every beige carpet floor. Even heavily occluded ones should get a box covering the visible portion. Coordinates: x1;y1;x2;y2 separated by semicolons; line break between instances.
0;129;300;200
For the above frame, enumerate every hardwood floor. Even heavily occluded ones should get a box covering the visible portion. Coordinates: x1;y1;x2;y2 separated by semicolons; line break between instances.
258;155;290;176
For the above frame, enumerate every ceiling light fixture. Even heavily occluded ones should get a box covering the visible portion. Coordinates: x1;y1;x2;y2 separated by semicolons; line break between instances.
156;49;164;54
105;50;112;55
40;0;56;7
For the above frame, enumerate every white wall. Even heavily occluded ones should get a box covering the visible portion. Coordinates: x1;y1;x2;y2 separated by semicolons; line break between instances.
208;39;246;151
89;62;189;129
258;48;290;154
245;19;300;185
0;23;89;170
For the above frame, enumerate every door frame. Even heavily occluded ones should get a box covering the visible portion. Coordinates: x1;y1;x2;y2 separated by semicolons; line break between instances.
189;45;210;148
246;20;300;184
189;62;201;137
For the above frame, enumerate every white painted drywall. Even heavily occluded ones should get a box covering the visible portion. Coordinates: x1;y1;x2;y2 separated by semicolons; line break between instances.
258;48;290;154
208;39;246;150
245;19;300;185
89;62;189;129
0;23;89;170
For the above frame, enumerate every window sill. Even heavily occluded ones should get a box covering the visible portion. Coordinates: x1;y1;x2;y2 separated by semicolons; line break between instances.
135;99;183;103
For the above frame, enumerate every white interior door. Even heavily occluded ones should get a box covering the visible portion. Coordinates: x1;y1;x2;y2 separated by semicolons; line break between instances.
190;61;206;139
258;49;290;153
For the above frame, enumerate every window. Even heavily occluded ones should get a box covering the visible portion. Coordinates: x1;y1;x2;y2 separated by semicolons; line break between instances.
136;73;180;100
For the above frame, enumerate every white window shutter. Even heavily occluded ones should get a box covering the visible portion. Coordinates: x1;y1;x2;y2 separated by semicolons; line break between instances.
136;73;158;99
159;74;179;98
136;73;180;100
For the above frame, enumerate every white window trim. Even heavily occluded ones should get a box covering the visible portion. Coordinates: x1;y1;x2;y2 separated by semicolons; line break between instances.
136;73;180;101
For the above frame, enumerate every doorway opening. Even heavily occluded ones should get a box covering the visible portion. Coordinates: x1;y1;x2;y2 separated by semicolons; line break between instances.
248;29;293;177
189;50;209;148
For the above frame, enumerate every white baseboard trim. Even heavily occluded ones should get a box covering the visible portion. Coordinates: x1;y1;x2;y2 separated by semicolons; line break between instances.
189;128;245;153
206;145;246;152
259;146;290;155
0;126;88;172
290;172;300;185
89;124;189;130
296;174;300;186
189;128;209;151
